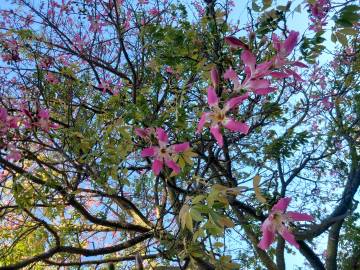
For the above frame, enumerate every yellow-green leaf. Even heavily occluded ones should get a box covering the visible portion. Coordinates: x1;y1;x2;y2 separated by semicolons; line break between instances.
190;208;203;222
253;175;267;203
185;212;193;231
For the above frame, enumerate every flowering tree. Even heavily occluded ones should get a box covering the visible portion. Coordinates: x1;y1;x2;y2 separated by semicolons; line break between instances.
0;0;359;269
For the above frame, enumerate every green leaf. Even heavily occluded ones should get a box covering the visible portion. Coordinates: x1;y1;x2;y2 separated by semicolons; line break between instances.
192;228;205;241
339;28;358;35
213;242;224;248
336;18;355;27
217;216;235;228
331;33;337;43
339;5;360;14
185;213;194;231
190;208;203;222
205;221;223;235
192;195;206;204
179;204;190;229
252;0;261;12
335;32;348;46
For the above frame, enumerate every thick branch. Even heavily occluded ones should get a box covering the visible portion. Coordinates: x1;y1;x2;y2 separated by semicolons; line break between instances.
325;220;344;270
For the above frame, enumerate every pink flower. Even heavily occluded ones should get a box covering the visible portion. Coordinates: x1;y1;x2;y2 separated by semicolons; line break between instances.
141;128;190;175
35;109;59;132
224;51;275;95
0;108;10;134
39;57;53;68
165;66;174;74
89;15;106;33
149;8;160;16
309;0;331;20
45;72;59;84
309;17;328;32
196;86;249;147
192;1;205;16
321;97;333;109
258;197;314;250
6;147;21;162
272;31;299;64
98;79;111;93
59;55;70;65
135;127;155;139
0;108;18;134
271;31;308;79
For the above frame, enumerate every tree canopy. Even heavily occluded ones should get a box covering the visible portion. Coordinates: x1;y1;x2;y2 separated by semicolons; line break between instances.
0;0;359;269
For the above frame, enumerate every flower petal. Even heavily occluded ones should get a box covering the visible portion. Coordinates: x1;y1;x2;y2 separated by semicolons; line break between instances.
210;125;223;147
207;86;218;107
0;108;8;121
172;142;190;153
241;50;256;68
224;36;248;50
156;128;168;144
197;112;208;133
248;79;270;90
283;31;299;57
287;211;314;222
270;71;290;79
6;149;21;162
285;69;303;81
272;197;291;212
165;159;180;174
258;228;276;250
210;67;219;87
141;147;157;157
152;159;163;175
38;109;50;119
256;61;273;74
279;226;300;249
272;33;281;52
224;118;249;134
224;67;238;80
293;61;308;68
50;123;60;129
135;127;148;138
224;93;249;111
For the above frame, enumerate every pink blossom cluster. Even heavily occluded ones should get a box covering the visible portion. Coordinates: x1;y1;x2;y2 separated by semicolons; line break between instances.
1;39;20;62
88;15;108;33
137;31;307;176
97;76;122;95
0;108;20;161
225;31;307;91
310;65;327;90
308;0;331;32
72;34;90;53
192;1;205;16
0;108;18;135
39;57;54;69
46;72;59;84
0;106;59;162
